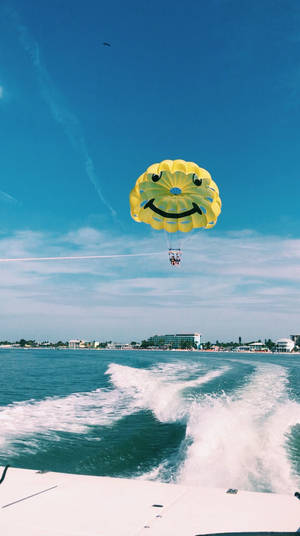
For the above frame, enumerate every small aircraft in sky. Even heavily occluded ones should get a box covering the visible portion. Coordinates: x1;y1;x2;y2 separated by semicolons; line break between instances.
102;42;111;47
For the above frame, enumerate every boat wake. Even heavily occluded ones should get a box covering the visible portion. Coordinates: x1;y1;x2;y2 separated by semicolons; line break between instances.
1;359;299;494
0;361;227;454
131;362;300;493
106;361;229;422
177;364;300;493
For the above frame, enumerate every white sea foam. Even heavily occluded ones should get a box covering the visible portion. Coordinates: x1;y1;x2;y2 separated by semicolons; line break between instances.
0;387;134;454
2;359;298;494
177;363;300;493
0;361;228;456
106;362;229;422
3;359;298;493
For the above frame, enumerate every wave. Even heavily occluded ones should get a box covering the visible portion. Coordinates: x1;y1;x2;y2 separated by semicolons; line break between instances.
106;361;229;422
177;363;300;493
3;359;297;495
0;387;134;455
0;360;228;456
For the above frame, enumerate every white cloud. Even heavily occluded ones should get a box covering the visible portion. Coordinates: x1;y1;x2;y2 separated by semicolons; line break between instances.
0;227;299;342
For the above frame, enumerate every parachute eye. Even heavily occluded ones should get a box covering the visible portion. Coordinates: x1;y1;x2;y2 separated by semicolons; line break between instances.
192;174;202;187
152;172;162;182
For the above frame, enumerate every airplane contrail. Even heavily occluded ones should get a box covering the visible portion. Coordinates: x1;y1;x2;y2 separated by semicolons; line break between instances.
0;190;19;205
6;7;117;219
0;252;163;263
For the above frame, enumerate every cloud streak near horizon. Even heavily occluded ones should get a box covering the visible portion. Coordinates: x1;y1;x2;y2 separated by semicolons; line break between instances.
0;226;299;342
6;7;116;220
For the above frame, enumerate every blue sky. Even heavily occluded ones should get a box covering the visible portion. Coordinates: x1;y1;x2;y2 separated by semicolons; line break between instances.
1;0;300;342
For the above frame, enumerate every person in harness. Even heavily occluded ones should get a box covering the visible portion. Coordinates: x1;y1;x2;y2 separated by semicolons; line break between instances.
169;249;181;266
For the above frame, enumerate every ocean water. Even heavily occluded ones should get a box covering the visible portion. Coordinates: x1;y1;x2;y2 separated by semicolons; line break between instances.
1;348;300;494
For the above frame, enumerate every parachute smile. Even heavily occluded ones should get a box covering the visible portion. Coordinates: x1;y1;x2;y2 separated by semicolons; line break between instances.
143;198;203;219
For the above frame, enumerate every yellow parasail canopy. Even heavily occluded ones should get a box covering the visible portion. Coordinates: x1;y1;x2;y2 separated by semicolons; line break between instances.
130;159;221;233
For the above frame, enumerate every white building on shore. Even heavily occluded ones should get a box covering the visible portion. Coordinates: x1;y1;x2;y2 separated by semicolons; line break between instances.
148;333;202;349
275;338;295;352
236;342;269;352
69;339;83;349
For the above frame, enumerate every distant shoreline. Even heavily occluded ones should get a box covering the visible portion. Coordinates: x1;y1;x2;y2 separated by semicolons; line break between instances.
1;346;300;355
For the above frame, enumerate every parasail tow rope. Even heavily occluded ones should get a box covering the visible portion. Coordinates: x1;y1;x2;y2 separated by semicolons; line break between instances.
0;252;163;263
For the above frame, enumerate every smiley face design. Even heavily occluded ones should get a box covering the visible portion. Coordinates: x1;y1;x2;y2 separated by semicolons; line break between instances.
130;159;221;233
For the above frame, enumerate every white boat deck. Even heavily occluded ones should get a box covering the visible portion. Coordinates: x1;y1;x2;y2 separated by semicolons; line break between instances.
0;467;299;535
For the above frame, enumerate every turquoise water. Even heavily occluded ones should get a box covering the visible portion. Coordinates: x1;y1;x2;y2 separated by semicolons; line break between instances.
1;349;300;493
